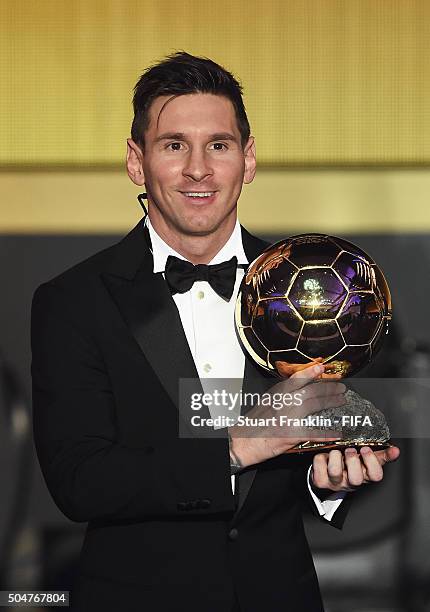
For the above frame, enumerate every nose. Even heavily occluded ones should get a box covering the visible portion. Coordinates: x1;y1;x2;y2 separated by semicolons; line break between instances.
182;147;213;182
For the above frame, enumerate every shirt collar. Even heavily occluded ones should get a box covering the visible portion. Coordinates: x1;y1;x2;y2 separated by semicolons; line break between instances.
145;215;248;273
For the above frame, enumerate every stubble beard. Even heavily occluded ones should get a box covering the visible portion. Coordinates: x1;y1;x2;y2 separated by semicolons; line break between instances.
150;192;237;239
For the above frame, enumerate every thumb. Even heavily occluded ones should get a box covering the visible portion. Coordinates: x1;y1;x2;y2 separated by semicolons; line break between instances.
289;362;325;384
271;360;325;394
275;358;324;379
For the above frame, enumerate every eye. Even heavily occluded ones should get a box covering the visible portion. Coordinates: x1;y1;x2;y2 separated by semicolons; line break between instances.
210;142;228;151
167;142;184;151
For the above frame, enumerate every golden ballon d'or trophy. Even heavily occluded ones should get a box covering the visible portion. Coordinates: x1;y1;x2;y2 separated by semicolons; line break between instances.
235;234;393;453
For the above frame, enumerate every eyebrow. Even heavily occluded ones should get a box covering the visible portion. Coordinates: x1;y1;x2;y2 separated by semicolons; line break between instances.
153;132;239;143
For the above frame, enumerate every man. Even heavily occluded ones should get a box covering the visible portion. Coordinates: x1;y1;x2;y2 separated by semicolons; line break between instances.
31;52;399;611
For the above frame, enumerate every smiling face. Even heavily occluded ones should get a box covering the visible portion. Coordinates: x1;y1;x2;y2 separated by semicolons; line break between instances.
127;93;256;244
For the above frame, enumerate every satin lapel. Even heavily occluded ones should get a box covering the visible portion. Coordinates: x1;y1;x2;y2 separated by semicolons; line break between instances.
100;220;209;437
234;227;273;517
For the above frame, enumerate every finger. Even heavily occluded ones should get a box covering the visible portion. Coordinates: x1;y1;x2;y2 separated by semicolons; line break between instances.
327;450;344;486
288;362;325;382
269;379;346;415
275;358;323;378
312;452;330;489
373;445;400;465
317;380;347;397
292;381;346;416
283;393;344;420
298;392;346;417
359;447;383;482
320;372;343;380
299;381;347;401
272;364;327;395
386;445;401;461
344;447;364;486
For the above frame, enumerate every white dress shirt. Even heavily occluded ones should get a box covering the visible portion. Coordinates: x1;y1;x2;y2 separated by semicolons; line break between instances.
146;215;344;521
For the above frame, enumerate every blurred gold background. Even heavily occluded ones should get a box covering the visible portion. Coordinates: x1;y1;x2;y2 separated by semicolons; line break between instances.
1;0;429;233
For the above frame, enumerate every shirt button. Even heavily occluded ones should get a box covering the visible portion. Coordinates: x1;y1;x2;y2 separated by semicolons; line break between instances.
228;528;239;541
197;290;205;299
203;363;212;373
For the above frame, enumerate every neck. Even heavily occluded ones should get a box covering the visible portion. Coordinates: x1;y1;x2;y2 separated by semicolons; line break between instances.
147;208;237;264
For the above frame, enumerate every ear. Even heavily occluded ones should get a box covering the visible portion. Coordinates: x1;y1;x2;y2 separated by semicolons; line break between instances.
243;136;256;185
126;138;146;186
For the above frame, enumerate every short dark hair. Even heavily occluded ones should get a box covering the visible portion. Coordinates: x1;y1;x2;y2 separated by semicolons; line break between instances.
131;51;250;150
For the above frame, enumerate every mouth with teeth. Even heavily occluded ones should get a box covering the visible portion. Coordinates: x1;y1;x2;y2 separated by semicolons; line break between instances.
179;191;217;203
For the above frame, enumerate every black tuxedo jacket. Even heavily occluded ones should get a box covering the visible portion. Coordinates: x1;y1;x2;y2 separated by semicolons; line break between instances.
31;219;348;612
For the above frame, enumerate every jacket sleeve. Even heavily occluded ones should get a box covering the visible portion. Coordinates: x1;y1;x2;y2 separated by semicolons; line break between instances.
31;282;235;523
306;465;352;529
292;454;352;529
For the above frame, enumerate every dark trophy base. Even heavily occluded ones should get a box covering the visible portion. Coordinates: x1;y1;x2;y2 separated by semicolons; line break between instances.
286;389;391;455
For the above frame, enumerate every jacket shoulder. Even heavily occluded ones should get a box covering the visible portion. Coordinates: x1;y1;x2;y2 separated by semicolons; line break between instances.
240;225;270;262
35;219;145;294
37;242;118;294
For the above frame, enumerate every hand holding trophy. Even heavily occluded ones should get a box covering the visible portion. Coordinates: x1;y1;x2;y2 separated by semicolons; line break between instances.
235;233;393;453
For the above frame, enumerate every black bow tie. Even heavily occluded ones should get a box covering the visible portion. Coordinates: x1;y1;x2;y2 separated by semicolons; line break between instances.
165;255;238;301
